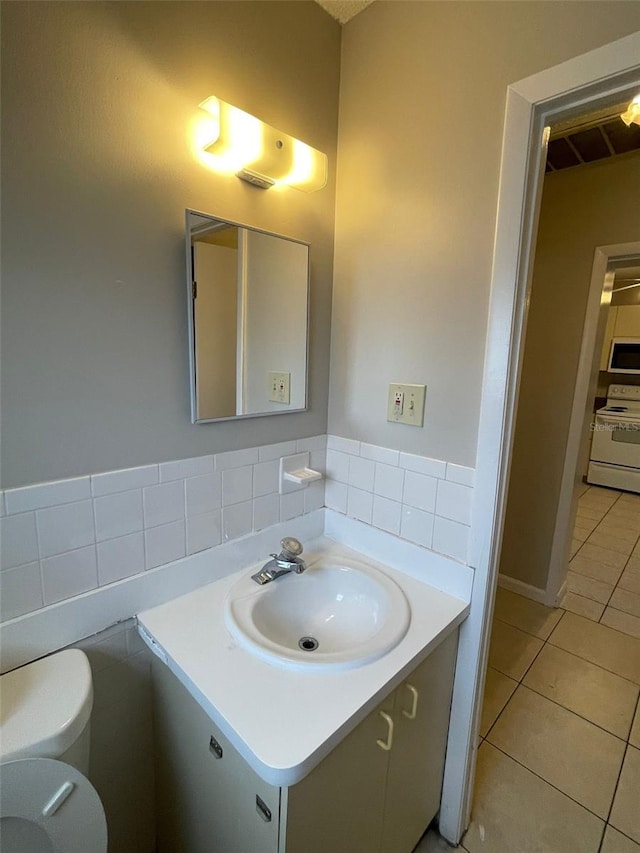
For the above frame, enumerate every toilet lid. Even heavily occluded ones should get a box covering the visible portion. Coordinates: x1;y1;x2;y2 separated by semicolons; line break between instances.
0;758;107;853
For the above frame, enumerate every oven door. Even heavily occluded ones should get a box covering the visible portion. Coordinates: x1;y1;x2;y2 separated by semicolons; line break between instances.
591;414;640;468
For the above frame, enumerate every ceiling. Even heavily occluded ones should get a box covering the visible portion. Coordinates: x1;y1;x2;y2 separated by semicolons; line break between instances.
547;101;640;173
314;0;374;24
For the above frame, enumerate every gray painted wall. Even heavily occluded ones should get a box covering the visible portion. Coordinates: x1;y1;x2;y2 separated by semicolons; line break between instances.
329;1;640;467
1;1;340;488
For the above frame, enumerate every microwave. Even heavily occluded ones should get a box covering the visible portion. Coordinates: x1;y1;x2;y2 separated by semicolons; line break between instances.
608;338;640;374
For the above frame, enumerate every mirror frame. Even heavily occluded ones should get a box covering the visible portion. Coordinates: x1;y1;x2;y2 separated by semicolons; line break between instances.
185;209;311;424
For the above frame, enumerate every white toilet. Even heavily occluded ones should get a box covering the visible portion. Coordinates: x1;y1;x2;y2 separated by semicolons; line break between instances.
0;648;108;852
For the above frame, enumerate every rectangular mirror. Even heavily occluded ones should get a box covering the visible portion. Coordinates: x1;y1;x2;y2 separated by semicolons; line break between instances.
186;210;310;423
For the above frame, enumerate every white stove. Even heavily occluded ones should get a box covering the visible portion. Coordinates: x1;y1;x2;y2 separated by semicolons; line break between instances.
588;384;640;493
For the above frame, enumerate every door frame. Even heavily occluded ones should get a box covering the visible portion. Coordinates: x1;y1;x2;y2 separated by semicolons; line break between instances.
546;243;640;608
438;30;640;844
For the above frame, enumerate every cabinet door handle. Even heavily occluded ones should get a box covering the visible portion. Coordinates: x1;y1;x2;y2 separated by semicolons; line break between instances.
376;711;394;751
402;683;419;720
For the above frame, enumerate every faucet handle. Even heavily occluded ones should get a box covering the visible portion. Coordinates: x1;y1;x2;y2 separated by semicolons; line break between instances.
280;537;303;560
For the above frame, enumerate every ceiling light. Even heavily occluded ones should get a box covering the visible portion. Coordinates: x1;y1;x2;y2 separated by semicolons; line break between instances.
620;95;640;127
196;96;327;192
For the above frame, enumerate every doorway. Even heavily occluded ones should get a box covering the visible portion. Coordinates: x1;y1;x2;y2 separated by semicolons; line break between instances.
438;31;640;845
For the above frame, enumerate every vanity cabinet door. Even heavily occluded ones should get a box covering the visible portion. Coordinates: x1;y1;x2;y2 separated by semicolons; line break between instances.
282;693;394;853
380;631;458;853
152;658;280;853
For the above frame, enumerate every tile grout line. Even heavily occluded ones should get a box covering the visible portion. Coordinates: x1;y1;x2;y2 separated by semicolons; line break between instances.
486;607;630;843
571;487;640;633
484;740;610;828
481;494;640;850
515;681;633;745
601;740;630;848
482;614;558;743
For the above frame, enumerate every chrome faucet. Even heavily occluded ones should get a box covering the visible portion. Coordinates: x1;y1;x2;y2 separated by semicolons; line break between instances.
251;537;307;585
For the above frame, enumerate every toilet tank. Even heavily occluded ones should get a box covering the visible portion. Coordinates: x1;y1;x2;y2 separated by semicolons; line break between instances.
0;649;94;774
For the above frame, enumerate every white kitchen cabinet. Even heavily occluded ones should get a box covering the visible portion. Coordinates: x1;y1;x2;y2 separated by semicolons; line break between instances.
152;630;458;853
600;306;640;371
600;307;618;370
614;305;640;337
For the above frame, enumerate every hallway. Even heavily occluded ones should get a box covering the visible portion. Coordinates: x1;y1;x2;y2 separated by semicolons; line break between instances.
419;485;640;853
567;486;640;637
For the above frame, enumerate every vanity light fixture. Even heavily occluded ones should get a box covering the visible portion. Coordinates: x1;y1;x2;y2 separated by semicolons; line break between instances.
620;94;640;127
197;96;327;192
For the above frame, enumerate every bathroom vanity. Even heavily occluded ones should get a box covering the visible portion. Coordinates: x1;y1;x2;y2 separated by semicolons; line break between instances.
138;540;468;853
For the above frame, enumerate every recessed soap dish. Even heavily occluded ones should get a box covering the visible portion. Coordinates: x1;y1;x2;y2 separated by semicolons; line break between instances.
279;452;323;494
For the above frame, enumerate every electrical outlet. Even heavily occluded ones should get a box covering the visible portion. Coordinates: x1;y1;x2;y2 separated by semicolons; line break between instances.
268;372;291;404
387;383;426;426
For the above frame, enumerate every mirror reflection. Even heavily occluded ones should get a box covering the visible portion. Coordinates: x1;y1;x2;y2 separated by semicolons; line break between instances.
186;211;309;423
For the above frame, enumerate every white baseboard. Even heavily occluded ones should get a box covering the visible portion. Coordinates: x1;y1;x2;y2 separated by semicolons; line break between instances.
554;579;568;608
497;573;546;604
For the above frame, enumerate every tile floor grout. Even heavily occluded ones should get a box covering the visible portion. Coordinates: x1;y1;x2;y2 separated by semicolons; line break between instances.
492;611;640;690
569;486;640;635
420;485;640;852
470;561;640;850
482;610;636;826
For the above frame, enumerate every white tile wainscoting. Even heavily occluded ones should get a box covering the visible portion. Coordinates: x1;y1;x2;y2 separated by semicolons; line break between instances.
324;435;474;564
0;437;326;622
0;434;475;624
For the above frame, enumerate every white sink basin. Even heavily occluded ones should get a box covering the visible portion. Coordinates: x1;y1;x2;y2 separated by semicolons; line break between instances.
224;556;411;671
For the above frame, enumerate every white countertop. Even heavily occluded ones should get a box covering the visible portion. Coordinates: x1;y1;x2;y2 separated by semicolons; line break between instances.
137;537;469;787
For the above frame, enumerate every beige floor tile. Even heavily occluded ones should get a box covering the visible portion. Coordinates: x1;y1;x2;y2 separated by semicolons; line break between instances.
493;587;563;640
634;540;640;558
573;527;589;543
595;523;640;545
487;686;625;818
523;644;639;739
488;620;543;681
480;667;518;737
587;532;635;556
619;567;640;595
631;704;640;748
619;493;640;506
575;513;599;530
570;538;582;559
601;826;640;853
602;608;640;640
610;746;640;844
578;505;609;522
610;588;640;619
562;591;606;621
548;612;640;684
579;543;629;570
575;518;597;535
462;743;603;853
567;570;614;604
607;504;640;520
570;553;624;585
579;487;616;499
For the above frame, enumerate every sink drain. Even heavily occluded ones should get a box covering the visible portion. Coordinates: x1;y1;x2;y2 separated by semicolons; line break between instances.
298;636;319;652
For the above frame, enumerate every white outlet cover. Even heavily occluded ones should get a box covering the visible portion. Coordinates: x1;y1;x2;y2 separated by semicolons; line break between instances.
268;372;291;404
387;383;426;426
